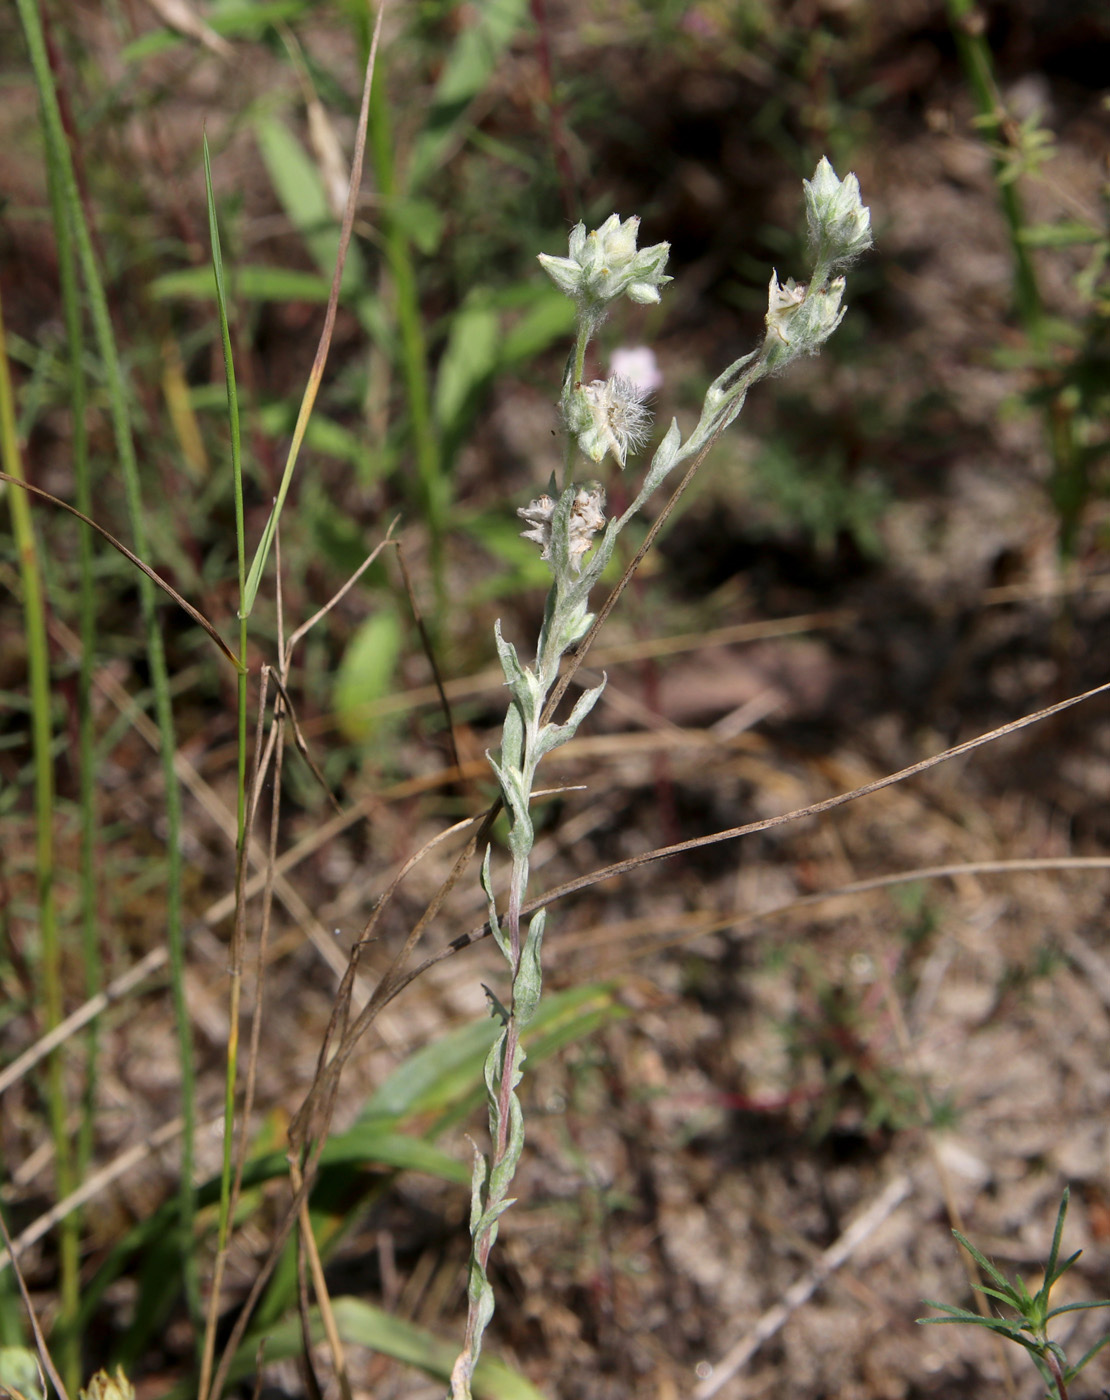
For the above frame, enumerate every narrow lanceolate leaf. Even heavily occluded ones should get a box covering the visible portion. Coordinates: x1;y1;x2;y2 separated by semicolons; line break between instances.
513;909;545;1024
499;694;526;775
479;846;506;958
639;416;683;498
918;1302;994;1324
535;676;606;759
1047;1299;1110;1318
1045;1189;1070;1278
952;1230;1014;1291
486;755;533;845
494;619;539;720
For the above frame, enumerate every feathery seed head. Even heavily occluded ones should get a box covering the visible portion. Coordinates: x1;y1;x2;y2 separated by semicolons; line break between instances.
568;375;653;469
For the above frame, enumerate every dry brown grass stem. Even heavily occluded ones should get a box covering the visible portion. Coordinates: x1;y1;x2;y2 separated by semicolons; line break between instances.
386;675;1110;987
0;1117;199;1274
395;536;462;774
693;1174;913;1399
11;582;355;984
289;1158;354;1400
0;472;242;669
553;855;1110;970
0;1209;71;1400
521;675;1110;911
201;4;388;1392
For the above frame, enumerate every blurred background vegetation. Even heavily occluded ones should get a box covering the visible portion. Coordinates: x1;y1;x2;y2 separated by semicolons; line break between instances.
2;1;1110;1397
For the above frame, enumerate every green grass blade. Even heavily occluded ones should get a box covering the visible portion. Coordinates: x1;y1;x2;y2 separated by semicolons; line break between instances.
360;983;624;1123
365;70;444;593
1044;1188;1070;1284
199;132;249;1400
242;3;382;621
1068;1329;1110;1376
157;1296;546;1400
254;115;368;291
43;73;96;1389
0;271;76;1393
150;264;338;303
406;0;531;193
16;0;199;1339
951;1228;1017;1295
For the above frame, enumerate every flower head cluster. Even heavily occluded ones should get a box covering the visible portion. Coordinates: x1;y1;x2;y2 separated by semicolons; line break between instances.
565;374;653;469
538;215;671;309
803;157;872;269
518;484;606;573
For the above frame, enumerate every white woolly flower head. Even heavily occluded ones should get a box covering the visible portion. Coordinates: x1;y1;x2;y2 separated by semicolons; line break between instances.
538;215;671;309
566;375;653;469
518;484;607;574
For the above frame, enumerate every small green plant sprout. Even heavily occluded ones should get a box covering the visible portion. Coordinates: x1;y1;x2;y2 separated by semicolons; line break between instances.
918;1188;1110;1400
447;159;871;1400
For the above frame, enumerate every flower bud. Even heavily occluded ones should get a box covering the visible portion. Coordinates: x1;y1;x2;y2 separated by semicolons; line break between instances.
804;157;872;268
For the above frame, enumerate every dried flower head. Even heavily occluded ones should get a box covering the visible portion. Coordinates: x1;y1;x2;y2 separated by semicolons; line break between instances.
568;484;607;568
517;493;555;560
764;272;808;345
762;271;847;369
518;485;607;574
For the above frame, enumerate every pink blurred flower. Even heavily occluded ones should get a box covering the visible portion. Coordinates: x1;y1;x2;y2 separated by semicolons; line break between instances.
609;345;663;395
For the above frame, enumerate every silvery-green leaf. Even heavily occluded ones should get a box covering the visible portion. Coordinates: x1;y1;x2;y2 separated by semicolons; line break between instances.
486;753;533;844
639;416;683;496
480;846;508;960
500;698;525;776
489;1096;525;1199
473;1194;518;1239
547;484;579;579
535;676;606;757
514;908;546;1024
573;515;621;591
494;620;539;722
467;1139;489;1231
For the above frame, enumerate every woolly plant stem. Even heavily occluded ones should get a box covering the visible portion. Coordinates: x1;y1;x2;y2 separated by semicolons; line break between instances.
450;168;871;1398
